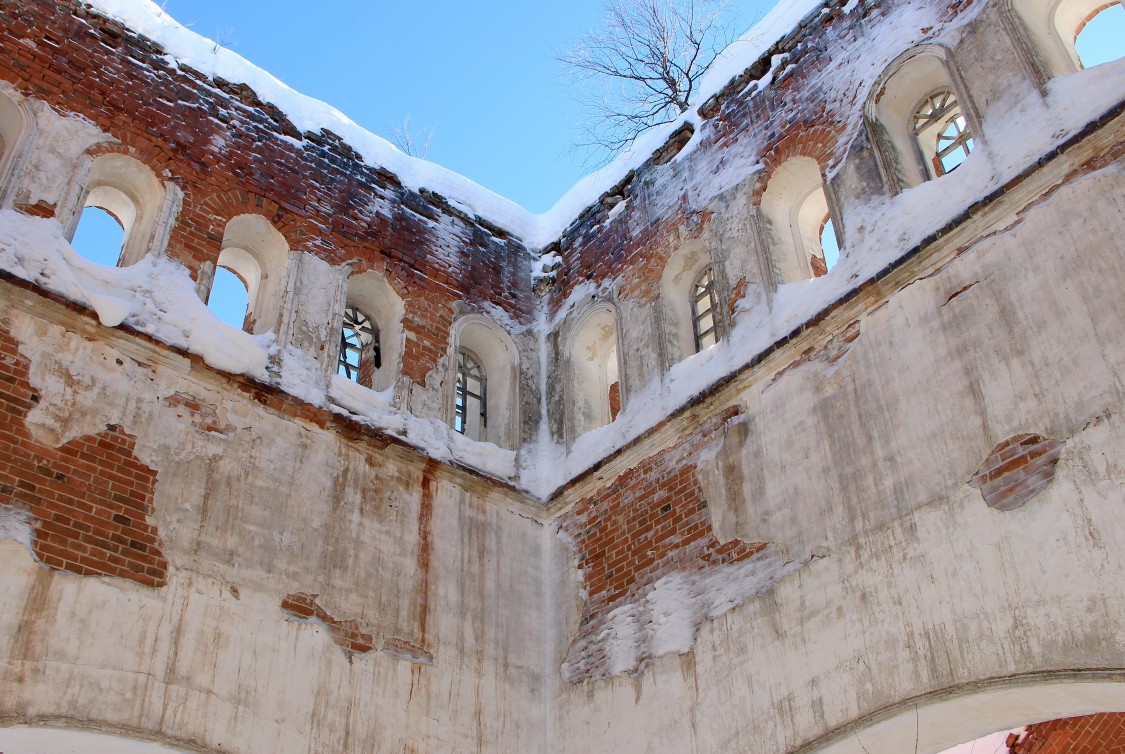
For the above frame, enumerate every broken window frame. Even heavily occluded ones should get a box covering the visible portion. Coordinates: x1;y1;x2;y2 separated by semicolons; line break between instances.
338;306;381;383
691;266;719;353
454;347;487;437
913;88;974;176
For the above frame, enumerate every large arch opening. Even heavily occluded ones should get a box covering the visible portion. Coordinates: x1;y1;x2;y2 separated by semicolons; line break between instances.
807;678;1125;754
0;727;193;753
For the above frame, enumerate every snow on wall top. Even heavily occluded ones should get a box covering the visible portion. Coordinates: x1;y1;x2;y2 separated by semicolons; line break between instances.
83;0;825;249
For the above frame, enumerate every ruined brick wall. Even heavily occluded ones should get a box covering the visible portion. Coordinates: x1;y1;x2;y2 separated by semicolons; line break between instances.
1009;714;1125;754
556;407;767;681
544;0;962;312
0;0;534;391
2;0;1125;751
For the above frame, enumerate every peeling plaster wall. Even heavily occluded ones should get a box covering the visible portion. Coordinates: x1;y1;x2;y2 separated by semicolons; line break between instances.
547;156;1125;754
0;295;545;754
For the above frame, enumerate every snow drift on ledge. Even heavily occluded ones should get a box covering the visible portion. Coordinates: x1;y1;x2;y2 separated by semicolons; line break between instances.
0;210;520;482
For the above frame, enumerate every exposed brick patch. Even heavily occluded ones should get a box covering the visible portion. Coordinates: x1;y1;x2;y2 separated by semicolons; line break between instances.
14;200;56;218
558;407;767;681
382;637;434;666
280;592;376;656
0;325;167;587
970;433;1064;511
1008;713;1125;754
163;392;233;437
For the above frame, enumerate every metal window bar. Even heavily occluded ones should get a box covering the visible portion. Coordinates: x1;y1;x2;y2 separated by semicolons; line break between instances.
691;267;719;352
454;348;486;435
338;306;380;381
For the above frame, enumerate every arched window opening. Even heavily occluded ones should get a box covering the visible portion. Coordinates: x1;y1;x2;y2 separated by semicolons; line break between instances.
914;88;974;176
339;306;382;387
451;316;518;448
1012;0;1122;78
866;48;979;191
341;271;402;393
212;215;288;336
207;265;251;330
820;216;840;273
68;154;169;267
567;306;622;439
660;243;722;365
760;156;836;284
454;348;486;440
70;205;125;267
1075;3;1125;67
691;267;719;352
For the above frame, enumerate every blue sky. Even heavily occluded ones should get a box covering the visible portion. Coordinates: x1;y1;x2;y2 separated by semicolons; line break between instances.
157;0;665;213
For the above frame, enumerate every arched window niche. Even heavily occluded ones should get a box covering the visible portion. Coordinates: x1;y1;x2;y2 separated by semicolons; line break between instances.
64;153;179;267
450;315;518;449
866;47;981;191
206;214;289;335
0;88;34;208
1009;0;1124;78
659;242;725;364
338;270;404;393
566;304;623;441
758;157;839;284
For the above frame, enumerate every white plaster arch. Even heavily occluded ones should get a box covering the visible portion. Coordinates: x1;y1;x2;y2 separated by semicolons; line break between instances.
805;677;1125;754
342;269;405;392
214;214;290;335
660;241;720;364
62;152;182;267
866;46;981;191
0;726;195;754
451;314;519;449
759;157;834;284
1010;0;1123;76
565;303;622;441
0;86;36;208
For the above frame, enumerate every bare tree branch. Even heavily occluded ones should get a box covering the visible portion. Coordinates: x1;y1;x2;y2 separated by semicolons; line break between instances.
388;114;435;159
559;0;737;165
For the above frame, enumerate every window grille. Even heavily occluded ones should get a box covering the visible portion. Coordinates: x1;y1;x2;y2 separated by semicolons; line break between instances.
454;348;486;436
691;267;719;352
338;306;380;382
913;89;974;176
